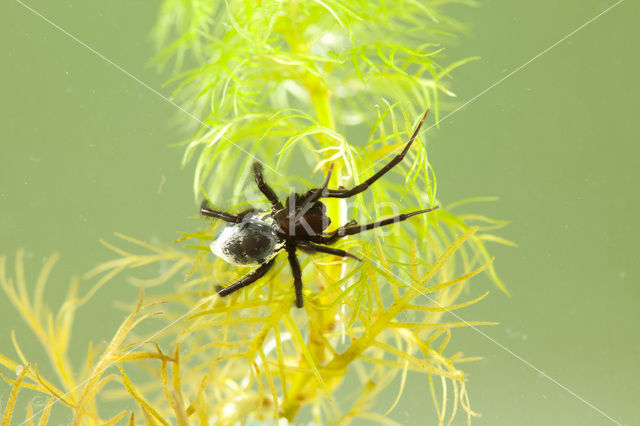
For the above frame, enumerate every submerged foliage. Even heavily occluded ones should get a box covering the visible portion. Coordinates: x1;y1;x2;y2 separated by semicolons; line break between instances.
154;0;478;204
0;0;513;425
1;219;508;424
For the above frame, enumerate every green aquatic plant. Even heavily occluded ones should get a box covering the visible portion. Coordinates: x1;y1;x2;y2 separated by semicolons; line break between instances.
0;1;513;424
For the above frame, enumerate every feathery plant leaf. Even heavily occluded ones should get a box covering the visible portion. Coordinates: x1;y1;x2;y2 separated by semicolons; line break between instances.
153;0;478;204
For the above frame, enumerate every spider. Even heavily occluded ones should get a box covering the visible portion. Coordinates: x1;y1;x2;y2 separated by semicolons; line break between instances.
201;109;438;308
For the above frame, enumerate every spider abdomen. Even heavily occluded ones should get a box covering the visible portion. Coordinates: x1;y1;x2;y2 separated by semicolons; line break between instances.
210;220;279;265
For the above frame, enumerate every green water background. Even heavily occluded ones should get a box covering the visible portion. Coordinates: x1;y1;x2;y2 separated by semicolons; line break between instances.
1;1;638;424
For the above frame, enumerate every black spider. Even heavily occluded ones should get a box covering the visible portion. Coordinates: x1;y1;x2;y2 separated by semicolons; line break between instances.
201;109;438;308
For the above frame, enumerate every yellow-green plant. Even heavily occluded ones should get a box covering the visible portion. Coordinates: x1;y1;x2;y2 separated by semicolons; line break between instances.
0;1;513;425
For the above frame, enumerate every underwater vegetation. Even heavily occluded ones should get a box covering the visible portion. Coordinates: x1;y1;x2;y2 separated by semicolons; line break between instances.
1;0;513;424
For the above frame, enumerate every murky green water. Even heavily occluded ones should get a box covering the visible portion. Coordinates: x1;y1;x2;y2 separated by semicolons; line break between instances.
1;1;637;424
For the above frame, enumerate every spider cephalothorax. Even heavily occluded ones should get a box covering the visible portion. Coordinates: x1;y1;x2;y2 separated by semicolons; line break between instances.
201;109;438;308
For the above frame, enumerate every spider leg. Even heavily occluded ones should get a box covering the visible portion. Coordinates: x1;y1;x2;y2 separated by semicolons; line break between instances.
312;206;439;245
298;242;361;262
216;258;276;297
290;164;334;222
201;199;248;223
253;162;284;210
319;109;429;199
285;243;305;308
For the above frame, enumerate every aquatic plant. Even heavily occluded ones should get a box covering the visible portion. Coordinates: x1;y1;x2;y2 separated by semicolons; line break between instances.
0;0;512;424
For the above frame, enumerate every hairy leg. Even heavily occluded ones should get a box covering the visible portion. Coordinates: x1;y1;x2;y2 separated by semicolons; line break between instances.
201;199;249;223
216;258;276;297
253;162;284;210
286;243;304;308
312;206;439;245
316;109;429;199
292;164;334;219
298;241;361;261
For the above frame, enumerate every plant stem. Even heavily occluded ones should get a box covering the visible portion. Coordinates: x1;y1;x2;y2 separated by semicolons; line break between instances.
281;60;346;421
